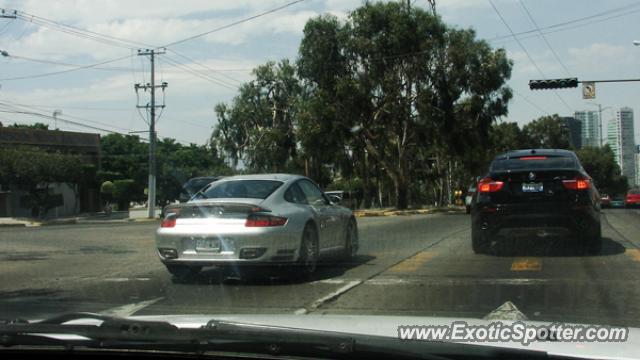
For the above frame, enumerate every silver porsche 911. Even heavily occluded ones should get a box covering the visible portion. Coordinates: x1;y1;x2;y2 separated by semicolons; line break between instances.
156;174;358;279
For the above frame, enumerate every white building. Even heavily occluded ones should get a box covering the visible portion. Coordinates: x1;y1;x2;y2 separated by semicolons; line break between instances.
636;145;640;187
608;107;636;187
575;110;600;147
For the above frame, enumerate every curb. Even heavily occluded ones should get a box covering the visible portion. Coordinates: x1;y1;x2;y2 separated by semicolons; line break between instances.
0;218;161;228
39;219;79;226
0;223;28;228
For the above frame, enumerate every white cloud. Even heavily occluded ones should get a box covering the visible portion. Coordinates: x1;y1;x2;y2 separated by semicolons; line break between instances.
566;43;637;76
4;0;292;26
4;7;318;60
506;49;565;79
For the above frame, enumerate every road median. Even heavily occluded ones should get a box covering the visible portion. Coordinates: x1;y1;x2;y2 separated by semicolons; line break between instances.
354;206;465;217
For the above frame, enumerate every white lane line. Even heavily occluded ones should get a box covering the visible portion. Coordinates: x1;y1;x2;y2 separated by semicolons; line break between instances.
294;280;362;315
311;279;348;284
365;278;552;286
79;277;152;282
103;278;152;282
100;297;164;317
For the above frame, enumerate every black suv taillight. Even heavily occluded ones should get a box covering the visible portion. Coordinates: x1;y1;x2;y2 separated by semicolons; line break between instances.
562;177;591;190
478;178;504;193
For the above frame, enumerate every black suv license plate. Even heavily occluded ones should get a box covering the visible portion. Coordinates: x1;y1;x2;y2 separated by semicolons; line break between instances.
522;182;543;193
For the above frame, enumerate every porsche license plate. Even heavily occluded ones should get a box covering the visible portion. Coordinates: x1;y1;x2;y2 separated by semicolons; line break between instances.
195;238;221;252
522;182;543;193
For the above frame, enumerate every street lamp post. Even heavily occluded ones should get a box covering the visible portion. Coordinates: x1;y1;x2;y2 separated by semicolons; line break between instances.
52;110;62;130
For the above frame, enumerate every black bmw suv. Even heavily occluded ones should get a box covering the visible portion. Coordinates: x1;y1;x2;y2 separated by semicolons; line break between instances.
471;149;602;254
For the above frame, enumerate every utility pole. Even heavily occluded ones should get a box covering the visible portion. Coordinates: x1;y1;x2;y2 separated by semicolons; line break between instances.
135;48;167;219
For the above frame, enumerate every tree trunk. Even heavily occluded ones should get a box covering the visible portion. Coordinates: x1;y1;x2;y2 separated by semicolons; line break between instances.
394;176;409;210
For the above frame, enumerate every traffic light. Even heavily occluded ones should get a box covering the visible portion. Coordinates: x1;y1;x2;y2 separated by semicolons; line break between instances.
529;78;578;90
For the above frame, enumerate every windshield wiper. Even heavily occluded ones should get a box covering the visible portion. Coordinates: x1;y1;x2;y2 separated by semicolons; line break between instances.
0;313;554;359
0;312;358;358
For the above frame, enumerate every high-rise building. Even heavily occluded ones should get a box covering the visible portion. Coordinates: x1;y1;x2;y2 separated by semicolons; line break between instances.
608;107;636;187
562;116;582;149
636;145;640;188
575;110;600;147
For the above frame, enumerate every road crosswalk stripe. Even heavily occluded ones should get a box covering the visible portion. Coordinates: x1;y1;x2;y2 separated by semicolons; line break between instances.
510;257;542;271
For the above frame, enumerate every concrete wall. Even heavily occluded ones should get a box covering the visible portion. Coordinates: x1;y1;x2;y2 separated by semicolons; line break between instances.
2;183;79;218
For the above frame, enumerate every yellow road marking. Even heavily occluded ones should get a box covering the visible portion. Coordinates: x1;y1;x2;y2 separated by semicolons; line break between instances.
510;257;542;271
387;251;435;273
625;249;640;262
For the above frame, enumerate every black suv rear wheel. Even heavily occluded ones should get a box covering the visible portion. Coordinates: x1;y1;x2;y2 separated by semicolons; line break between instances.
582;223;602;255
471;224;489;254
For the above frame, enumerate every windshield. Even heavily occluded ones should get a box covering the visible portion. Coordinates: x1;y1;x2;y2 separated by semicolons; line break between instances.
2;0;640;358
198;180;282;199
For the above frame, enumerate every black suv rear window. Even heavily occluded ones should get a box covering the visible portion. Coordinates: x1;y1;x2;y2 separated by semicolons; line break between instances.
490;156;577;171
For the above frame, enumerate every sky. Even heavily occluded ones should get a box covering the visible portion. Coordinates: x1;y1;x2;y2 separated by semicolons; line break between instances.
1;0;640;145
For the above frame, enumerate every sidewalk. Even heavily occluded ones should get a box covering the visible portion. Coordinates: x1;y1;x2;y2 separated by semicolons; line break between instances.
0;210;159;228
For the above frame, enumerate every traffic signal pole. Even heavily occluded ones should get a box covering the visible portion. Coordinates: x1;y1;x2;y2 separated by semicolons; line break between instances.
529;78;640;90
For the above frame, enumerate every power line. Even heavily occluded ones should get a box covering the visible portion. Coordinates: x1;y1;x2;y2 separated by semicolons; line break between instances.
161;56;238;90
166;48;243;86
0;18;14;35
487;0;572;113
1;1;303;83
0;108;125;134
519;0;571;76
512;88;550;116
0;101;131;133
494;8;640;48
3;52;132;71
0;53;134;81
13;12;141;49
488;2;640;42
0;102;132;111
161;0;307;47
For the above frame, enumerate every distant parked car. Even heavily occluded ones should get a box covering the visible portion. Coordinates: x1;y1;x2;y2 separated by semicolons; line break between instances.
600;194;611;208
324;190;359;209
610;196;625;209
465;183;477;214
626;189;640;208
179;176;222;202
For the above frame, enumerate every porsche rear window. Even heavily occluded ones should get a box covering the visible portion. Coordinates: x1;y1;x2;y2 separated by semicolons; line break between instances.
200;180;283;199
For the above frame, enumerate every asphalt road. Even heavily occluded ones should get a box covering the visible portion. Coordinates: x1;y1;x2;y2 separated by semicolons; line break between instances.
2;209;640;327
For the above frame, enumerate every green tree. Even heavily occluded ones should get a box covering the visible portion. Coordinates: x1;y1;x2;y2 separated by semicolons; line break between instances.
0;147;83;217
100;134;147;201
101;134;231;208
297;3;512;209
212;59;301;173
8;122;49;130
156;138;232;207
522;115;572;149
576;145;628;195
113;179;136;210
